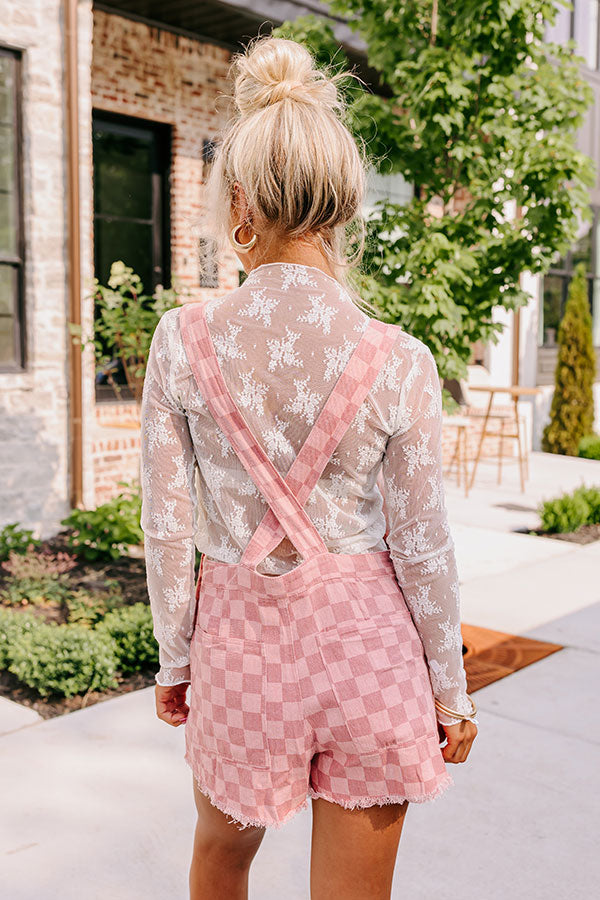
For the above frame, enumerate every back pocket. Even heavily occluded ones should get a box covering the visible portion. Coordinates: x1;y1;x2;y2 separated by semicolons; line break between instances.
316;616;431;756
191;631;270;769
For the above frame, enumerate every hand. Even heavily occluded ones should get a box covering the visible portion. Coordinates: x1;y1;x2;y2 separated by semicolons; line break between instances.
155;683;190;727
438;719;478;764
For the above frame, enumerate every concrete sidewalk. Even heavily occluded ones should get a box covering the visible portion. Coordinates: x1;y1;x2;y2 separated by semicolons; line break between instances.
1;452;599;899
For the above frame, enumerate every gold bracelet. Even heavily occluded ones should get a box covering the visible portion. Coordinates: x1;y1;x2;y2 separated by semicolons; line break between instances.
434;694;477;721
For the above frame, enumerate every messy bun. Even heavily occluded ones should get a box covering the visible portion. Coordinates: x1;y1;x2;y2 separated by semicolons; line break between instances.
203;36;373;301
233;38;341;116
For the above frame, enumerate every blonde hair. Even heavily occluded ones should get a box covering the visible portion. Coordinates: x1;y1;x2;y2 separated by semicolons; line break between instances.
203;35;376;310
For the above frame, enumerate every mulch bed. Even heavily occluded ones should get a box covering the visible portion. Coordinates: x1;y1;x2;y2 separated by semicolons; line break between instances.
0;667;156;720
0;530;156;720
524;523;600;545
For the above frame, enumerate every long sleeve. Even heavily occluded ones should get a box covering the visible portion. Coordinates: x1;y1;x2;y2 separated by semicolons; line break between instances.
140;309;199;687
380;343;473;727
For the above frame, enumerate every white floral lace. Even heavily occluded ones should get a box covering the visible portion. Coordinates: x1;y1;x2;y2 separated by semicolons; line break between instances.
140;262;472;726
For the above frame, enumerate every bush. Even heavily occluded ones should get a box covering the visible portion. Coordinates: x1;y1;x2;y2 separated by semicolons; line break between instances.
539;484;600;533
578;434;600;460
7;620;119;697
575;487;600;525
0;546;77;608
70;261;182;404
542;264;596;455
64;587;122;628
61;482;143;561
0;525;41;562
0;608;38;669
96;603;158;675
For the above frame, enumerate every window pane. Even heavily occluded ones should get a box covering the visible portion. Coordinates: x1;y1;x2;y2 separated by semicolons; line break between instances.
571;226;593;274
0;55;15;125
93;127;154;220
576;0;600;68
0;265;15;363
199;237;219;288
0;120;16;256
542;274;564;344
94;218;154;291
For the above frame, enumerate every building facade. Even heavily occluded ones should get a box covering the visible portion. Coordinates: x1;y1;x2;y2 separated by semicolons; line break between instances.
486;1;600;448
0;0;598;538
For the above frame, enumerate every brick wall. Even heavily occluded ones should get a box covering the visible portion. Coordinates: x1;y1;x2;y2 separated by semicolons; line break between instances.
91;9;241;300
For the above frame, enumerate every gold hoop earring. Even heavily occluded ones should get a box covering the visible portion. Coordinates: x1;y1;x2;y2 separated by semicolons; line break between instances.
230;223;258;251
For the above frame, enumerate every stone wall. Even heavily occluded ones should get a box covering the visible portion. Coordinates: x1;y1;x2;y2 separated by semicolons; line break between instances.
0;0;94;539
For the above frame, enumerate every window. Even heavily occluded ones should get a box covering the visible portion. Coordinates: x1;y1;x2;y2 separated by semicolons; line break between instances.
93;112;170;293
198;236;219;288
572;1;600;70
540;205;600;347
363;169;413;219
0;48;24;370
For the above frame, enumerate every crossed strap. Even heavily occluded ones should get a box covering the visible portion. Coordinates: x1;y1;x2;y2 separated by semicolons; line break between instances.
179;301;398;572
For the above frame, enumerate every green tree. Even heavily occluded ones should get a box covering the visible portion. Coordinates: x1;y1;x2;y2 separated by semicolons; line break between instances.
542;262;596;454
274;1;594;378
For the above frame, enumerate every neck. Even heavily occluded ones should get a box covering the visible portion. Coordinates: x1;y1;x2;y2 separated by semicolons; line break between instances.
243;237;336;281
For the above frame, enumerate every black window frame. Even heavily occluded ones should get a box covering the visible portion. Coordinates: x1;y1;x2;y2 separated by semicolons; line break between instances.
540;204;600;347
92;109;171;293
0;46;25;372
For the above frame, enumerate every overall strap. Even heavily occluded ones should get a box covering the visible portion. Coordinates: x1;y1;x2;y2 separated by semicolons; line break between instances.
179;302;328;565
241;318;398;570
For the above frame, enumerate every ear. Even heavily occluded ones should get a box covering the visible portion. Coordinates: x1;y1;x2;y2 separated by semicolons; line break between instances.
232;181;251;222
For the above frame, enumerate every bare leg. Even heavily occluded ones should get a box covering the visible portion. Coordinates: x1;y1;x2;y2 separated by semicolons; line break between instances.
189;777;266;900
310;797;409;900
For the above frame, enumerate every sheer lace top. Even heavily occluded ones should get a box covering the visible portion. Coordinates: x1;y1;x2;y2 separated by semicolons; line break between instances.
140;261;472;725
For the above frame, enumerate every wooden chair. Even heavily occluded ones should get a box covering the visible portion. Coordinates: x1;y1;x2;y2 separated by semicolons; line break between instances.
442;415;471;496
445;367;534;492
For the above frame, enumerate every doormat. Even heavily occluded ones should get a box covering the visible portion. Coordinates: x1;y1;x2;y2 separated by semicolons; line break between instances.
461;624;562;693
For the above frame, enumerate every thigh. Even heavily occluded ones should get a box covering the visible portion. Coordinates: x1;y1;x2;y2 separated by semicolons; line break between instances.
192;777;266;854
310;795;408;900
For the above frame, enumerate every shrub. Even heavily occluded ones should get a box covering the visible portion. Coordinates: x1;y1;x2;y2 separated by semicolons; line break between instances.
7;620;119;697
0;525;41;562
539;484;600;533
64;586;123;628
542;264;596;455
0;546;77;608
575;487;600;525
578;434;600;460
0;608;38;669
96;603;159;675
539;491;590;534
69;261;182;404
61;482;143;561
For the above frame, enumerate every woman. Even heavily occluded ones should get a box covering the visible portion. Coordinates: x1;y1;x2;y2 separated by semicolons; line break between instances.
140;35;477;900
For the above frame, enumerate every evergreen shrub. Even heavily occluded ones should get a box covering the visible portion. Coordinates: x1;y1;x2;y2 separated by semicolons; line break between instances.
542;264;596;455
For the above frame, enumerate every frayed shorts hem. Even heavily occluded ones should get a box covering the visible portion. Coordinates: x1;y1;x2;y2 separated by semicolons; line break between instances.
189;769;310;832
307;771;454;810
189;765;453;832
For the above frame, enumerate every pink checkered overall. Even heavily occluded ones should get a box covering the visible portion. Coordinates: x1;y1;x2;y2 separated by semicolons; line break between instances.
180;302;452;830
